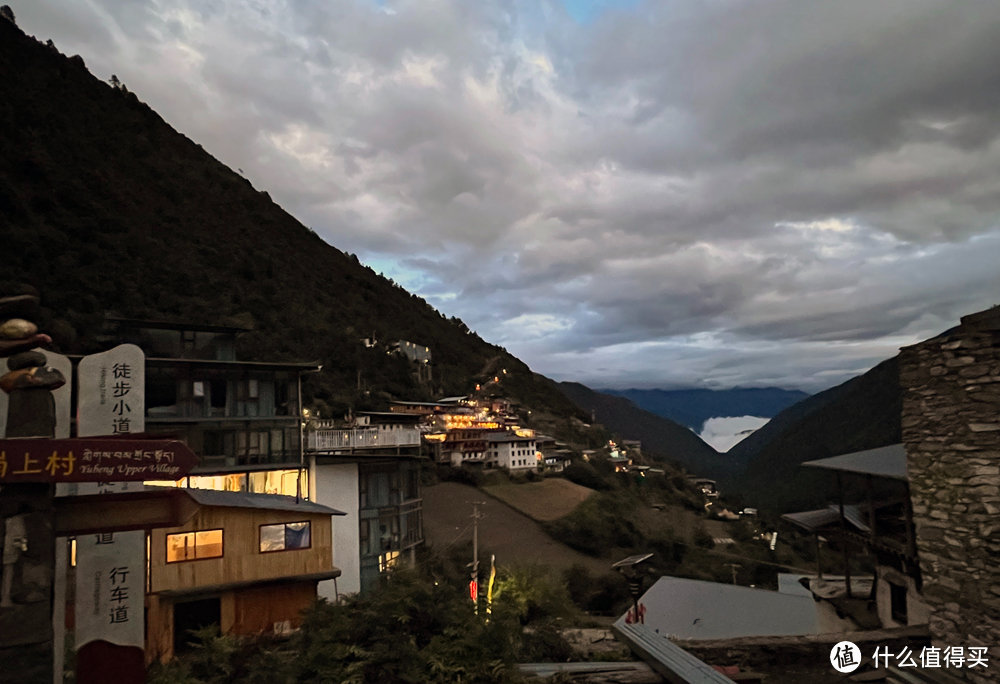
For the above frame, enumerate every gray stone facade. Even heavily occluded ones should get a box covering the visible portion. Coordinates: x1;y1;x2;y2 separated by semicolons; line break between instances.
900;306;1000;682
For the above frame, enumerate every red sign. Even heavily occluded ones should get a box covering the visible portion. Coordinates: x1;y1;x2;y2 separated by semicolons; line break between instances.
0;437;197;483
469;580;478;603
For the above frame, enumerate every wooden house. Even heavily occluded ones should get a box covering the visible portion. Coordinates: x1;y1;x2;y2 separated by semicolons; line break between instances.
145;488;344;662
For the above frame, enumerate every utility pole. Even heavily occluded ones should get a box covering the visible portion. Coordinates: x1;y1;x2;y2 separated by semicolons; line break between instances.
726;563;741;585
470;501;485;614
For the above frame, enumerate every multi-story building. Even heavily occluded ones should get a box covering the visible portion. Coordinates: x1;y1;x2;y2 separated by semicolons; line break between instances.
55;318;343;664
307;411;425;594
486;430;539;471
108;317;316;497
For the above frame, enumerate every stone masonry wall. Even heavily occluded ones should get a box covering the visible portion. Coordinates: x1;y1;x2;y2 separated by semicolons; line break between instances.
900;314;1000;682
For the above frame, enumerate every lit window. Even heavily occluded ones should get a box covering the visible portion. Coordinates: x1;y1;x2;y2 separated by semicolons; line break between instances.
167;529;223;562
379;550;400;572
260;521;311;553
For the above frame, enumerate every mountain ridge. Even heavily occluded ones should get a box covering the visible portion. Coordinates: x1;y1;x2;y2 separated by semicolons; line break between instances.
556;381;729;477
0;17;589;438
600;387;809;431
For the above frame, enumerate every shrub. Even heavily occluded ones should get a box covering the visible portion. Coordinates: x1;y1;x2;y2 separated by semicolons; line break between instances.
543;493;642;556
562;564;631;615
563;462;610;491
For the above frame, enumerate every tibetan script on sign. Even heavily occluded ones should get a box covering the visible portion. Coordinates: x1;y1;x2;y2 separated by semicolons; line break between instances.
0;438;196;483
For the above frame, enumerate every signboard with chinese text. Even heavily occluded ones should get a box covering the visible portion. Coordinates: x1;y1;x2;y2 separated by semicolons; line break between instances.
77;344;144;437
75;530;144;649
0;438;197;482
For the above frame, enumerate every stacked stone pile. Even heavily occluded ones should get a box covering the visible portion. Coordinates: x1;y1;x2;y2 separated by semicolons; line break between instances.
0;296;66;437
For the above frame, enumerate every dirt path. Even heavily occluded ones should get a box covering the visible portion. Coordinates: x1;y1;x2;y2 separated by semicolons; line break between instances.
422;481;612;576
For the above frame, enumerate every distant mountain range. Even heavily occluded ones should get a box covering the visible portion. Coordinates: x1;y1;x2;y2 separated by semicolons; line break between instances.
560;361;902;512
557;382;732;479
600;387;810;431
726;357;901;511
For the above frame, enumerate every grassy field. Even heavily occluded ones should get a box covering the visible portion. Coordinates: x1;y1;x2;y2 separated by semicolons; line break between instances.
483;477;596;522
422;481;611;575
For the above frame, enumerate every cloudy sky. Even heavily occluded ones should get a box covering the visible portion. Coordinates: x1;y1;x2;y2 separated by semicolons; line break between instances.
16;1;1000;392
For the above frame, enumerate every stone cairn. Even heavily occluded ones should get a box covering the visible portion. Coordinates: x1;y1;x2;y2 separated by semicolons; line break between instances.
0;295;66;437
0;292;66;683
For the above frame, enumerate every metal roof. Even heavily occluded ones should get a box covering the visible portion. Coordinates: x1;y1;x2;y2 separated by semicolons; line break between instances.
144;486;345;516
625;576;826;640
485;431;535;442
146;357;321;371
781;507;841;532
801;443;908;480
781;504;870;534
612;622;736;683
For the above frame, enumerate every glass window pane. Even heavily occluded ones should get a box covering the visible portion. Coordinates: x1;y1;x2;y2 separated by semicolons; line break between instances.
167;532;194;562
195;529;223;559
260;524;285;552
285;522;310;550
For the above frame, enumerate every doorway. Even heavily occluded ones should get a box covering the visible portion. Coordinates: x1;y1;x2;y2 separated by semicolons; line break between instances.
173;597;221;653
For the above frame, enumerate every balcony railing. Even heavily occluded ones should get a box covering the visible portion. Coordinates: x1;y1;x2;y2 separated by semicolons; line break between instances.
307;427;422;451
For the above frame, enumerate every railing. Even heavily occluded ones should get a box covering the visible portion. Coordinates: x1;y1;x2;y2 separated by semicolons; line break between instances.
307;427;422;451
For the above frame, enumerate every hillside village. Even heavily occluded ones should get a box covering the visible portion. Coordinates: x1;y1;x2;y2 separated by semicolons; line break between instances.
1;9;999;684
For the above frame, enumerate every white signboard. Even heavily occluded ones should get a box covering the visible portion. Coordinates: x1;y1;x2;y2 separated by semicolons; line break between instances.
77;344;145;437
74;344;146;495
75;530;145;649
0;348;72;438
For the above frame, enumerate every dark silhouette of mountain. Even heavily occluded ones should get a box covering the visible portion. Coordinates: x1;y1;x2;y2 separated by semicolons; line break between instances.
0;18;585;427
601;387;809;431
561;356;903;512
557;382;735;477
725;357;902;511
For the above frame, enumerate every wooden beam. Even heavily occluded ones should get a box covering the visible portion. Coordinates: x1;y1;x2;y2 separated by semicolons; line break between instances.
837;472;852;598
54;489;199;536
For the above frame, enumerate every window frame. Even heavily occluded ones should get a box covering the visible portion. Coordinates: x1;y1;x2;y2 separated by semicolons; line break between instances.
258;520;312;554
165;528;224;563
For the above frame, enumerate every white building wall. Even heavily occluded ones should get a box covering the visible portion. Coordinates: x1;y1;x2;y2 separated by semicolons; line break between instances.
495;440;537;470
875;565;931;627
312;461;361;597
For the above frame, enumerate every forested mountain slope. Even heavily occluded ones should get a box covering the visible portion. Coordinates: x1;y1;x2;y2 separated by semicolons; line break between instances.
0;17;584;426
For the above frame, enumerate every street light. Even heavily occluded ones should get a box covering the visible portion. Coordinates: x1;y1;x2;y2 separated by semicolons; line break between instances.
612;552;653;624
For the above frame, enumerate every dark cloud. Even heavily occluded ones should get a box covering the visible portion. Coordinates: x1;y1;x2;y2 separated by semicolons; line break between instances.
16;0;1000;391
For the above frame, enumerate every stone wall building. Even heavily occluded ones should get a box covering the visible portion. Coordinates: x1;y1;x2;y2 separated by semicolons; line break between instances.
900;305;1000;681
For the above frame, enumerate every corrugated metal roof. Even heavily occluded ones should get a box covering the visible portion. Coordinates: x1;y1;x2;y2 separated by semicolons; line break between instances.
781;504;870;534
144;486;345;516
841;504;871;534
626;576;825;640
781;507;841;532
801;443;908;480
612;622;736;683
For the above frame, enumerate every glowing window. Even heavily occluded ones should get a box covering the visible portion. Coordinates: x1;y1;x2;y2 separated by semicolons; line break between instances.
166;529;223;562
379;550;400;572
